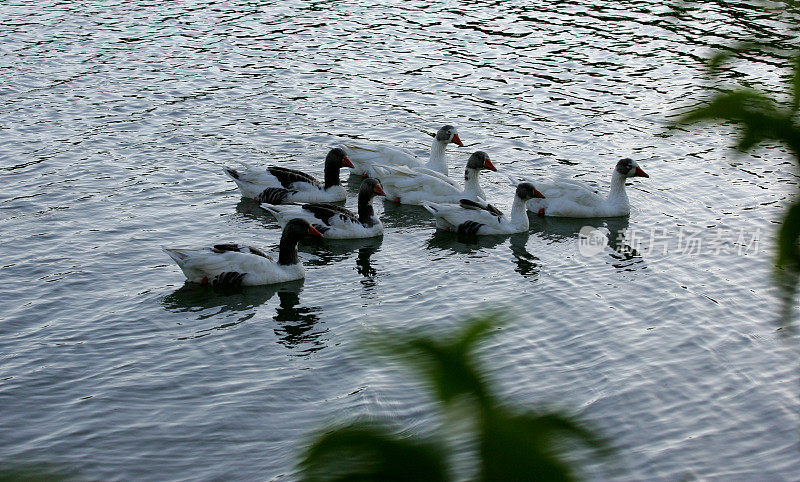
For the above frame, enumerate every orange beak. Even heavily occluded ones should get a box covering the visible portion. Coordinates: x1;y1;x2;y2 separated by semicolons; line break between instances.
483;157;497;172
451;134;464;147
634;166;649;178
374;184;386;196
308;225;324;237
342;156;354;168
533;188;545;199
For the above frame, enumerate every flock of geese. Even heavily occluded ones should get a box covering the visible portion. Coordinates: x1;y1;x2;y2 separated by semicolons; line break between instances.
163;125;649;287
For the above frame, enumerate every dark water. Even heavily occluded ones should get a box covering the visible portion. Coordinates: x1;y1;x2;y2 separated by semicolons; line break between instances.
2;1;799;479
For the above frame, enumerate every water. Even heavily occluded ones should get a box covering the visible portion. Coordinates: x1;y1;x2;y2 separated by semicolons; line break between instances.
1;0;799;479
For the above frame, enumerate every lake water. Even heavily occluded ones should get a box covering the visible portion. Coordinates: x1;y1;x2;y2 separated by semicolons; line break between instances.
2;0;799;479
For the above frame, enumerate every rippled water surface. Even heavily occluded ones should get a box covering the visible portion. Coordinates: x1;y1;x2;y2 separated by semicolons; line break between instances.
2;1;800;479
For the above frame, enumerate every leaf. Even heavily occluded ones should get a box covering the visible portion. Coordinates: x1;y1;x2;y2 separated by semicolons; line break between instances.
479;409;615;481
299;423;448;482
777;200;800;270
364;314;504;407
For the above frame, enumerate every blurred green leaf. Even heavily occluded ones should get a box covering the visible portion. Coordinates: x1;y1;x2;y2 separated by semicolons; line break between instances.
480;409;613;482
673;40;800;326
777;200;800;270
366;314;502;407
300;423;448;482
792;55;800;112
300;316;613;481
0;464;71;481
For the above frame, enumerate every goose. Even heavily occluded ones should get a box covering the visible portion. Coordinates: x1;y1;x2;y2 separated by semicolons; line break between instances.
372;151;497;205
162;218;323;287
223;148;354;204
516;158;649;218
421;182;544;235
260;178;386;239
342;125;463;178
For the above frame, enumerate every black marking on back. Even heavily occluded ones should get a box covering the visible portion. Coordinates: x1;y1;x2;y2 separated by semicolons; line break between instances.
457;220;484;235
302;202;357;225
314;223;330;234
459;199;503;217
267;166;320;189
225;168;239;179
212;271;246;288
247;246;270;258
256;187;294;205
211;244;270;259
212;243;244;254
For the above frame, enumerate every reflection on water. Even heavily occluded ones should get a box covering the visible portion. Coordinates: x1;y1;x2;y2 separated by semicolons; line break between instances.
508;232;540;279
303;236;383;269
163;279;327;354
234;199;276;228
162;280;300;316
530;215;645;269
426;230;510;255
379;201;435;230
426;230;541;279
272;290;326;355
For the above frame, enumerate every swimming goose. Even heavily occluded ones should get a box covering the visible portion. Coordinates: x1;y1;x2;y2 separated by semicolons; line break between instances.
517;158;649;218
373;151;497;205
162;218;323;287
223;148;354;203
342;125;463;178
421;182;544;235
260;178;386;239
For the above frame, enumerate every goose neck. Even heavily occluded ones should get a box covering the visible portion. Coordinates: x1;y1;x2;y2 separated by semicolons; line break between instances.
462;168;484;200
278;231;300;265
510;196;530;229
357;192;376;225
425;139;449;175
324;161;342;189
607;170;628;204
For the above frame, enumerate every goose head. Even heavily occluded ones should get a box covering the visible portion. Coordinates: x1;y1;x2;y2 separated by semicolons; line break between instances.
616;158;648;178
286;218;324;239
465;151;497;175
515;182;545;201
278;218;323;265
435;125;464;147
359;177;386;200
326;147;354;169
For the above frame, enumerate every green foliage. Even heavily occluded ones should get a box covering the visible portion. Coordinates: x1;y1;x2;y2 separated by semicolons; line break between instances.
300;423;448;482
0;464;71;481
298;316;612;481
672;42;800;327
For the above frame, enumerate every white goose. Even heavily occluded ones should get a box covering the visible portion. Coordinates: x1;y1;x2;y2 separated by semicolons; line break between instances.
517;158;649;218
373;151;497;205
421;182;544;235
260;178;386;239
162;218;323;287
342;125;463;178
223;148;354;203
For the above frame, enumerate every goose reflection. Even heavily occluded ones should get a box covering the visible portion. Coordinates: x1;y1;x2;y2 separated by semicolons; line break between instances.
234;198;278;228
272;290;326;355
302;236;383;273
162;279;300;316
426;230;509;255
379;201;434;230
508;232;540;279
162;279;326;354
426;230;541;279
530;216;644;269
